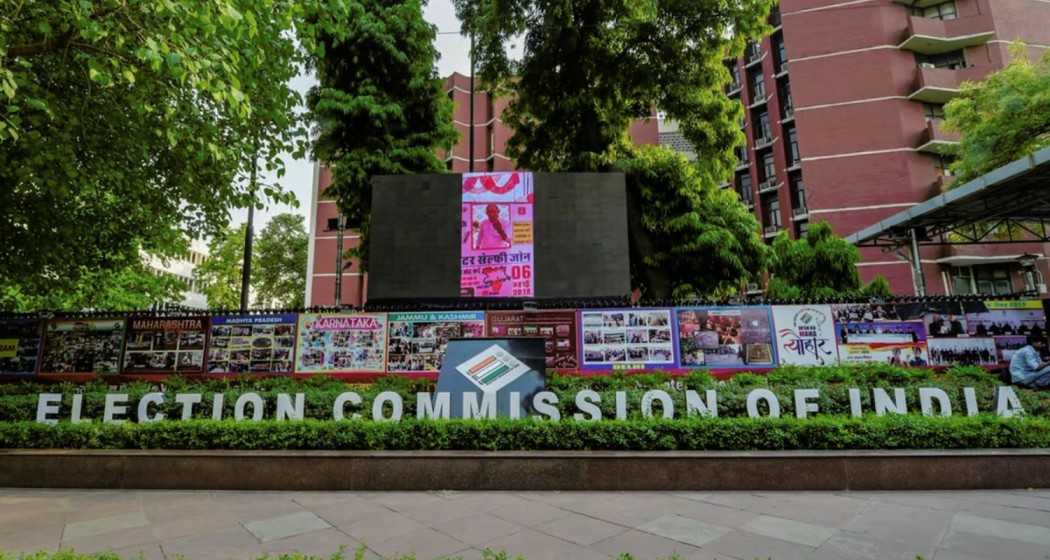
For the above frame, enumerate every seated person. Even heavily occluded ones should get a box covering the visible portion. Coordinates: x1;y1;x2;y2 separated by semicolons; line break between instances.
1009;335;1050;388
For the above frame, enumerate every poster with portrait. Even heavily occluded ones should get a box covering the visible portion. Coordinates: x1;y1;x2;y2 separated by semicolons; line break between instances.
386;311;486;373
486;310;578;370
835;321;929;366
207;314;298;374
0;318;43;376
578;308;676;370
928;337;998;366
675;307;776;368
772;305;839;366
295;313;387;373
122;317;208;374
460;172;535;297
40;318;126;375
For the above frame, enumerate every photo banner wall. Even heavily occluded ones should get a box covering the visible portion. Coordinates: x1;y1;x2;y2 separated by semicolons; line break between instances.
386;311;485;373
486;310;578;370
0;318;42;376
772;305;839;366
835;321;929;366
208;314;298;374
676;307;776;368
460;172;535;297
578;308;676;370
40;318;125;376
965;300;1046;363
295;313;387;374
122;317;207;375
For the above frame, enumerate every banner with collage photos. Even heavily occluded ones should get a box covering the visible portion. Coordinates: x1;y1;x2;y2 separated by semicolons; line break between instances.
486;310;578;370
0;318;42;376
207;314;297;374
122;317;208;374
578;308;676;370
387;311;485;373
295;313;387;374
675;307;776;368
40;318;125;375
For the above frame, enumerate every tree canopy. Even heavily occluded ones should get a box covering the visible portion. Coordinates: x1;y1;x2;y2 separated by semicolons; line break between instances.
944;45;1050;184
304;0;457;269
454;0;774;180
196;225;247;310
0;1;312;305
253;213;308;308
766;222;891;300
619;147;766;298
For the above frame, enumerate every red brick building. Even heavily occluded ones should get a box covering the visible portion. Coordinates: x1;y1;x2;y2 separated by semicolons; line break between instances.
722;0;1050;295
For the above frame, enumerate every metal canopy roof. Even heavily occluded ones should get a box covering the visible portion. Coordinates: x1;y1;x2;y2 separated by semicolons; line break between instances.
847;146;1050;248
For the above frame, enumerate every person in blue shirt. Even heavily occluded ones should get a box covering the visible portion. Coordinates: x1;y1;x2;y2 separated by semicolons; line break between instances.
1009;335;1050;388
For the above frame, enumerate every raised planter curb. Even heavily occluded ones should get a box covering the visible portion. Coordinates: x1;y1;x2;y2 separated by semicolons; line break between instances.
1;449;1049;490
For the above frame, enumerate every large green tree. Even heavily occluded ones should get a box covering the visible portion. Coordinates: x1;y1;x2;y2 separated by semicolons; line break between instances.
196;225;247;310
454;0;773;180
619;147;766;298
0;262;185;311
0;1;307;305
303;0;457;269
253;213;308;308
766;222;891;300
943;45;1050;184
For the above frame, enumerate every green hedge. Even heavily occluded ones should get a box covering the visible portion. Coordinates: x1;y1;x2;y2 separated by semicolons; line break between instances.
3;415;1049;450
2;365;1048;422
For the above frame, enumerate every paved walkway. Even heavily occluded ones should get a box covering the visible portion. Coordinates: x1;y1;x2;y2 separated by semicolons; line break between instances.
1;489;1049;559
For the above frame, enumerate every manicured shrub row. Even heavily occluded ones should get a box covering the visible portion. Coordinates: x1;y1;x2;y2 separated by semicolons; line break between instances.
3;415;1049;451
2;365;1047;422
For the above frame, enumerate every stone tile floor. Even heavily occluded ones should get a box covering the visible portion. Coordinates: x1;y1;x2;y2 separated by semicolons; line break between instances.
1;489;1049;559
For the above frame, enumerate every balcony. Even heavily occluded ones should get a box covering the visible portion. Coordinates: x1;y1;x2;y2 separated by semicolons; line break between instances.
780;107;795;123
748;94;768;109
753;135;775;151
757;178;780;194
763;225;782;238
909;65;994;103
746;50;764;68
792;206;810;221
785;160;802;173
727;82;742;97
718;181;731;189
774;61;789;78
735;160;750;172
916;119;960;154
742;199;756;210
899;14;995;55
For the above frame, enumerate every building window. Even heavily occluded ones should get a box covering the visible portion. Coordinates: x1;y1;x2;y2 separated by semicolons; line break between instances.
951;265;1015;296
790;174;806;210
756;111;771;141
923;103;945;122
738;173;753;202
769;5;781;27
912;1;957;20
779;82;793;117
795;219;809;238
764;195;782;228
747;42;762;62
750;69;766;100
917;50;966;70
774;36;788;73
728;64;741;89
735;145;749;166
786;127;800;165
761;153;776;182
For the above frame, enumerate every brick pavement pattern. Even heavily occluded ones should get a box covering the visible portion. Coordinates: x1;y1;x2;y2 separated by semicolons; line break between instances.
1;489;1050;559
